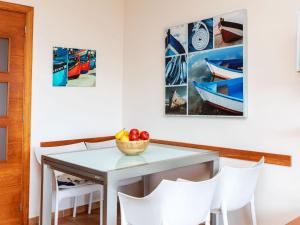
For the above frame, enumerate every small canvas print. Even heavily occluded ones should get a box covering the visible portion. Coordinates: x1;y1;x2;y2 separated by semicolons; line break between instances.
165;9;246;117
165;55;187;85
165;24;187;57
165;86;187;115
188;46;243;116
188;18;213;53
214;10;245;49
53;47;96;87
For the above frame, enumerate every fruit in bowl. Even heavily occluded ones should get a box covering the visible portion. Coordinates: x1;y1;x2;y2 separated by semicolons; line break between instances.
115;128;150;155
139;131;149;140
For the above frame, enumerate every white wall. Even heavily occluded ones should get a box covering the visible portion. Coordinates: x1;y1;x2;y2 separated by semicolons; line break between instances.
5;0;124;218
123;0;300;224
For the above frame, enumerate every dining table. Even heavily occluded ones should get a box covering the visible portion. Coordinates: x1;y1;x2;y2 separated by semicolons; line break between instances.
40;143;219;225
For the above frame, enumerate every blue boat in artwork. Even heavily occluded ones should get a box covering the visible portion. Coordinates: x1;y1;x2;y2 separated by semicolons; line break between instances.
205;58;243;79
165;29;186;56
53;47;68;86
89;51;96;70
53;59;67;86
165;55;187;85
193;77;243;114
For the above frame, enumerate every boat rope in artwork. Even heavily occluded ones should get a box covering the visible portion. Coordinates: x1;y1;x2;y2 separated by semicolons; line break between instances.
218;18;243;43
170;90;186;109
165;55;187;85
165;29;186;56
193;77;243;114
191;21;210;51
205;58;243;79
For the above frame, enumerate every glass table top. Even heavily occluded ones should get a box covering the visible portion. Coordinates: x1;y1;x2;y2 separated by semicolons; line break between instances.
46;144;212;172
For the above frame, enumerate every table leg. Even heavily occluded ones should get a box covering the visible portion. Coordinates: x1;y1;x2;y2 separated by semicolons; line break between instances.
210;158;220;225
210;158;220;177
103;180;118;225
40;163;53;225
143;175;150;196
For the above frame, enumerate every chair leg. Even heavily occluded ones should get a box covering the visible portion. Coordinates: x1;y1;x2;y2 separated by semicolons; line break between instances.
73;196;77;218
54;196;59;225
221;205;229;225
205;213;210;225
88;192;93;214
100;199;103;225
215;212;220;225
250;196;257;225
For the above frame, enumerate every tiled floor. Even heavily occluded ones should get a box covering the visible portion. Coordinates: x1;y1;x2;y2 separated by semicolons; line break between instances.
59;213;99;225
59;210;121;225
58;181;142;225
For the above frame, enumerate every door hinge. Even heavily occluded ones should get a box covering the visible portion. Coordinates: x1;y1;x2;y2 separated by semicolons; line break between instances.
24;26;27;33
19;203;23;212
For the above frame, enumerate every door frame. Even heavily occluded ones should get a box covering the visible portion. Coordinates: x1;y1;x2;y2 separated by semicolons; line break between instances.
0;1;33;225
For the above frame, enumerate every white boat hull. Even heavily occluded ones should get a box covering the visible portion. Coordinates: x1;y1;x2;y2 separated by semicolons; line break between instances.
170;90;186;109
206;62;242;79
195;86;243;113
220;26;243;37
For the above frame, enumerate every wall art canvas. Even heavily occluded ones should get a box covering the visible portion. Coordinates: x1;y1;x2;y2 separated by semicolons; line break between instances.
53;47;96;87
297;12;300;71
165;9;246;117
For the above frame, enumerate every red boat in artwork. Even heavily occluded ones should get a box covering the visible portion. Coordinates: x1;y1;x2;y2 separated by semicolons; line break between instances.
79;50;91;74
67;49;81;79
218;18;243;43
68;55;81;79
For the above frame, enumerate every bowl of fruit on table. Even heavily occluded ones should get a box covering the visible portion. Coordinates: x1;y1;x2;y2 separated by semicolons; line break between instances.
115;128;150;156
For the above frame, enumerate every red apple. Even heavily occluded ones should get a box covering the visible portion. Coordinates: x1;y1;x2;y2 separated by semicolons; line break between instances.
129;133;139;141
140;131;149;140
129;129;139;136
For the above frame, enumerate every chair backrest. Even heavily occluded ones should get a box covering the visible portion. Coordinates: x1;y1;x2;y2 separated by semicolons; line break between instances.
212;157;264;211
119;177;219;225
118;179;172;225
165;175;219;225
85;140;116;150
34;142;87;176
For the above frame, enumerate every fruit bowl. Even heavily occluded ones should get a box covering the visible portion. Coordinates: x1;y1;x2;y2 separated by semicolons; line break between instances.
116;139;149;156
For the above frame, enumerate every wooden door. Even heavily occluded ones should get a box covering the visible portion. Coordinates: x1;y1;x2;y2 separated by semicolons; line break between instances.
0;8;27;225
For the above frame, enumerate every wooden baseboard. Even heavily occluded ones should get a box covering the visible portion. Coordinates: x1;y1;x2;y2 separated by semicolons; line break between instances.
150;139;292;167
40;136;115;147
287;217;300;225
29;202;100;225
39;136;292;167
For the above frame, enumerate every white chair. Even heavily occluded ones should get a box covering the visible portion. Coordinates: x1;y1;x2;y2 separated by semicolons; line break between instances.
118;180;169;225
34;142;103;225
118;176;219;225
165;176;219;225
85;140;142;186
177;158;264;225
210;158;264;225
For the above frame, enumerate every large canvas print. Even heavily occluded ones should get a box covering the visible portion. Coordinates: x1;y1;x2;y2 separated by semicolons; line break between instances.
165;9;246;117
53;47;96;87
